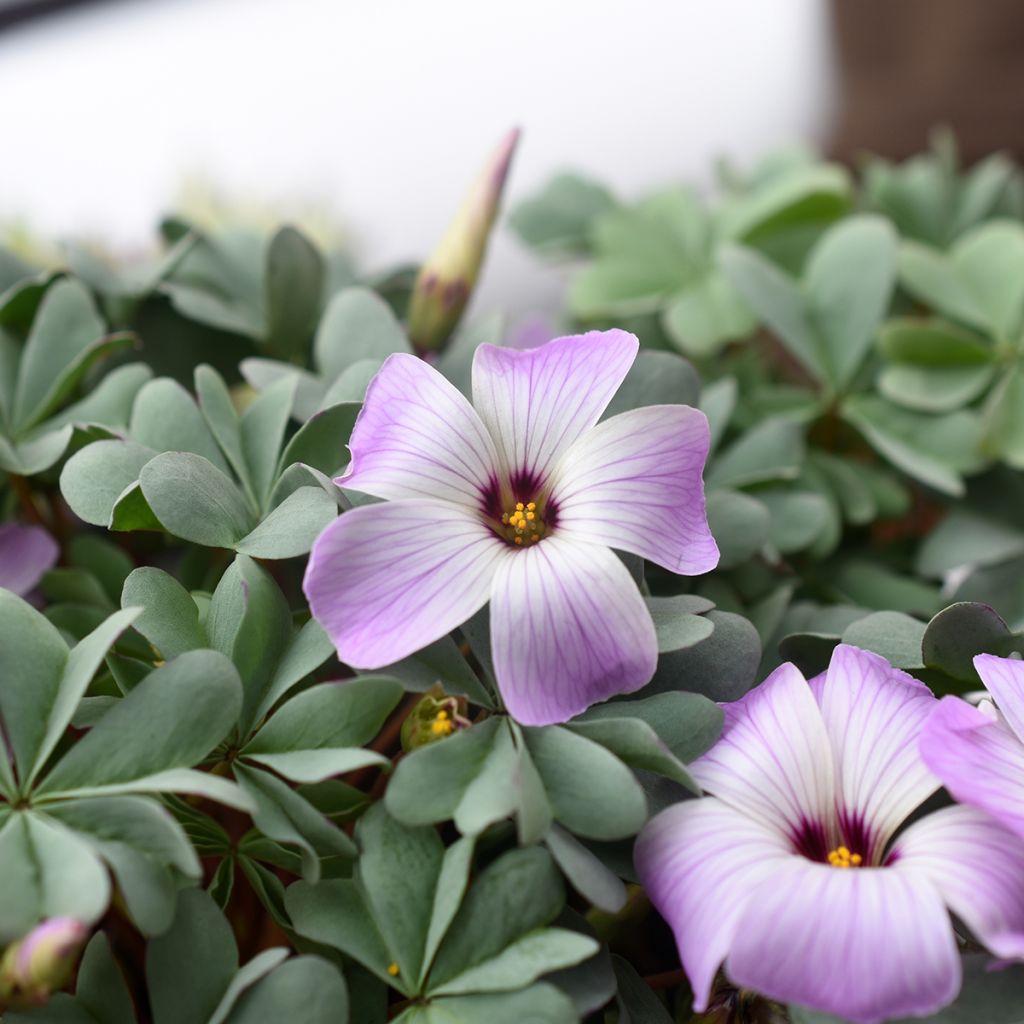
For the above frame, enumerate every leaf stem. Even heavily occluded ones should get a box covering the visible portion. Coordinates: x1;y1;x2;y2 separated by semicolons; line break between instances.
7;473;48;530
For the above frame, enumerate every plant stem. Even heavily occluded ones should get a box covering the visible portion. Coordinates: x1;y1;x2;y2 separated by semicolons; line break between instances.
7;473;47;529
643;967;688;990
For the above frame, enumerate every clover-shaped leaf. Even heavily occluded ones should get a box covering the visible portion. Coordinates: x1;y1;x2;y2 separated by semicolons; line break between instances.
722;214;897;394
0;276;145;475
898;220;1024;344
863;133;1019;247
384;688;721;860
287;810;590;1020
241;285;413;419
0;591;247;937
61;366;353;557
122;557;401;881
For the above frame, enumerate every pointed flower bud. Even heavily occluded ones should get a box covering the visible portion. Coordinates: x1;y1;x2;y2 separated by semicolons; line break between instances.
401;692;471;752
0;918;88;1007
407;128;520;353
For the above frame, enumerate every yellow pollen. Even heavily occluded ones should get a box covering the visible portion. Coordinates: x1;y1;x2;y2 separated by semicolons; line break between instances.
826;845;863;869
387;962;400;977
499;498;548;547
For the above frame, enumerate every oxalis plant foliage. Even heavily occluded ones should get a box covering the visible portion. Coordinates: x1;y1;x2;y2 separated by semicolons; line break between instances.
2;130;1024;1024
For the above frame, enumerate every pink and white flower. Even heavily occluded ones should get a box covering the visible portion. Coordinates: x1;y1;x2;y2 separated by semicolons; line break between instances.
635;644;1024;1024
303;330;718;725
922;653;1024;841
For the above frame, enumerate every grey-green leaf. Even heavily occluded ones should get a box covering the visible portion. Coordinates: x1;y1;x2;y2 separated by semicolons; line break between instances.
38;650;242;796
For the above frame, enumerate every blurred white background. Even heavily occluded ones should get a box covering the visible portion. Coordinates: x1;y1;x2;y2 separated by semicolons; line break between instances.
0;0;835;312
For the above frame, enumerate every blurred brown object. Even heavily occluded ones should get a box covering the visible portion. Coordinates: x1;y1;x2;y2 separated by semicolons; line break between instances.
830;0;1024;163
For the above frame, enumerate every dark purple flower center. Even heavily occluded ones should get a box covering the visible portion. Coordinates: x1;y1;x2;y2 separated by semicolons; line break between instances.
480;469;560;548
791;814;873;868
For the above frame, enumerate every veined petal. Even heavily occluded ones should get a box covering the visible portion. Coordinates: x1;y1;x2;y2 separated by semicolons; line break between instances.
891;805;1024;960
729;860;960;1024
812;644;939;861
489;535;656;725
921;695;1024;840
304;501;509;668
691;663;835;844
974;654;1024;745
0;523;58;596
634;798;791;1012
552;405;719;575
341;353;500;507
471;330;638;489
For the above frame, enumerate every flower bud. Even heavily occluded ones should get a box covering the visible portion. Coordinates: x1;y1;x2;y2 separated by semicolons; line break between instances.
0;918;89;1007
407;128;520;353
401;692;471;752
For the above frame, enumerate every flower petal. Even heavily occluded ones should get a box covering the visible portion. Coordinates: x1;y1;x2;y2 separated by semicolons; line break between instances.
552;405;719;575
691;662;835;844
811;644;939;861
921;695;1024;840
891;805;1024;960
304;500;509;668
471;330;638;489
634;798;791;1012
0;524;58;596
729;858;961;1024
974;654;1024;745
489;536;656;724
341;353;500;507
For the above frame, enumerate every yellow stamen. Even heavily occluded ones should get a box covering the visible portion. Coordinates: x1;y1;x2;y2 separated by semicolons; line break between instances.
826;845;863;869
499;498;548;547
387;962;400;977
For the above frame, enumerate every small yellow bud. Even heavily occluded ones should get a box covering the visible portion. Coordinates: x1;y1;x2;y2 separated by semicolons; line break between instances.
387;961;400;977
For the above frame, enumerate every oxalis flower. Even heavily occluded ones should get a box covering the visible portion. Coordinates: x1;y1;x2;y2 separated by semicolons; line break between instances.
921;653;1024;840
304;330;718;725
635;644;1024;1024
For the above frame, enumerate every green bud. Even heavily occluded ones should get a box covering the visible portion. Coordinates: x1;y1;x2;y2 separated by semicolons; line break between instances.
407;128;520;352
401;691;471;752
0;917;88;1008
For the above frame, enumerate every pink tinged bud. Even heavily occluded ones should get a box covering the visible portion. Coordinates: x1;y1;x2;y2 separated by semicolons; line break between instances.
1;918;88;1006
407;128;520;353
